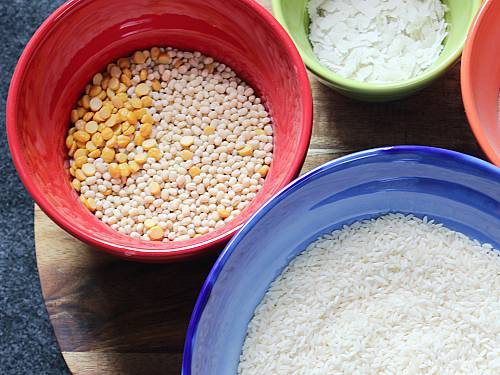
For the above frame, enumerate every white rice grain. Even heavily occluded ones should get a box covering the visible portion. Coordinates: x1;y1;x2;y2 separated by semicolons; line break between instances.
238;214;500;374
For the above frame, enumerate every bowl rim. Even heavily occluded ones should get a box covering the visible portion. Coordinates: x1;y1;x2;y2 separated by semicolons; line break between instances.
271;0;482;95
461;0;500;167
6;0;313;261
182;145;499;374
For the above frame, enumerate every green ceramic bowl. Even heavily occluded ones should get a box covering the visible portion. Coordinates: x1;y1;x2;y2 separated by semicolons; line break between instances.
272;0;482;102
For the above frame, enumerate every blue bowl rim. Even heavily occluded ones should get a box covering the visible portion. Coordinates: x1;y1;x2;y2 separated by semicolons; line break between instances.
181;145;499;374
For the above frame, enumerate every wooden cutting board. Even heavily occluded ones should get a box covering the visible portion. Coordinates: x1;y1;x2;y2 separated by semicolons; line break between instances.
35;2;484;373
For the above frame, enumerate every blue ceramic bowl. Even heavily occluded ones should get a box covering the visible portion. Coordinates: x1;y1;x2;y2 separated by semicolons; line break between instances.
183;146;500;375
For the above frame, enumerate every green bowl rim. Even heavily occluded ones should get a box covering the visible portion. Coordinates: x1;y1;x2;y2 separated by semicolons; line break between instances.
271;0;483;94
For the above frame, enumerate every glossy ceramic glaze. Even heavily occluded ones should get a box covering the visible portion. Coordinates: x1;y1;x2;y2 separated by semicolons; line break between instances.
461;0;500;166
272;0;482;102
7;0;313;261
183;146;500;375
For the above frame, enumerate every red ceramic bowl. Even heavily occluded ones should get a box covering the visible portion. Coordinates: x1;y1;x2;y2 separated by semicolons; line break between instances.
461;0;500;166
7;0;312;262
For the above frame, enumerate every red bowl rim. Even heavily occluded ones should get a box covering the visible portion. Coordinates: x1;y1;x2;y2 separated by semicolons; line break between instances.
461;0;500;167
6;0;313;261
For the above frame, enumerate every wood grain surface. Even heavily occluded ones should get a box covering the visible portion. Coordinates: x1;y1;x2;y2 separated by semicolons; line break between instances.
35;1;484;374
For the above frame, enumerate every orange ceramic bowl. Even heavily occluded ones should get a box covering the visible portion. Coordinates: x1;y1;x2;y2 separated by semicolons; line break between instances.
6;0;312;262
461;0;500;166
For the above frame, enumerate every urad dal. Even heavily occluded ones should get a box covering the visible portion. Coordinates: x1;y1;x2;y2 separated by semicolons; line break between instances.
66;47;273;242
238;214;500;374
308;0;449;83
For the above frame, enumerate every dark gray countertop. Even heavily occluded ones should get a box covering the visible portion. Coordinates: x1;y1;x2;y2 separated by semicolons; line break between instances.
1;0;68;373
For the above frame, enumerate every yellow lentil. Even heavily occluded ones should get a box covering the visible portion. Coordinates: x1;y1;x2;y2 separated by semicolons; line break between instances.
70;109;80;123
108;77;120;91
135;108;147;118
150;47;160;60
180;149;193;161
141;95;153;107
82;163;96;177
255;129;266;136
144;218;157;230
71;179;81;191
121;74;131;86
101;127;114;140
173;59;183;68
134;153;148;164
109;163;120;179
141;113;154;124
128;160;140;173
88;149;101;159
96;106;111;121
109;65;121;78
85;121;98;134
83;197;97;212
75;120;86;131
81;95;91;109
105;135;117;148
74;148;88;159
130;97;142;109
148;226;164;241
142;139;157;150
117;135;131;148
91;132;104;147
189;166;201;177
126;111;138;125
122;68;132;78
147;148;162;160
112;124;122;136
89;85;102;97
106;88;115;98
83;112;94;122
73;130;90;143
85;141;97;152
257;165;269;177
111;96;123;108
132;51;146;64
217;208;230;219
65;135;74;148
204;126;215;135
67;143;77;158
74;156;87;168
151;80;161;91
75;169;86;181
135;83;150;97
134;133;145;146
92;73;103;85
89;97;102;112
101;147;115;163
101;76;110;90
238;145;253;157
122;124;135;136
105;114;118;128
118;163;131;177
139;122;152;137
149;181;161;195
117;58;130;69
115;152;128;164
158;52;171;64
